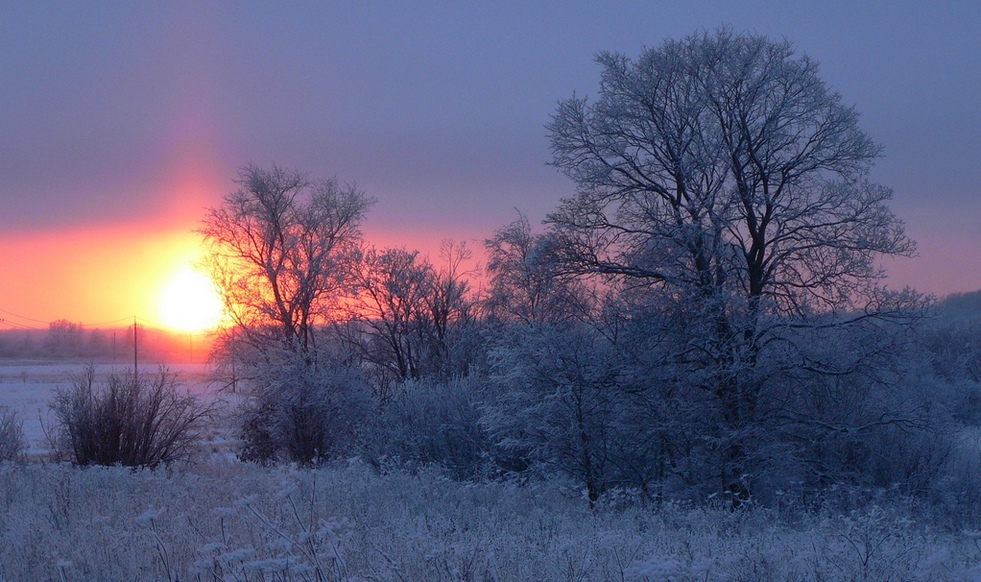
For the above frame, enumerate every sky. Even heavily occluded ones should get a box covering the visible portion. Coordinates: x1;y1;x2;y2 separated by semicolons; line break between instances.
1;1;979;329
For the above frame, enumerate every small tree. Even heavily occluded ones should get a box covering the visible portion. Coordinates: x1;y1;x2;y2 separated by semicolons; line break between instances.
50;367;212;468
348;246;435;384
485;214;590;325
45;319;84;357
347;241;480;388
486;323;633;505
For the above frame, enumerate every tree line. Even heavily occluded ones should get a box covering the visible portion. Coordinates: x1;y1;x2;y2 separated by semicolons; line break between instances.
0;322;213;363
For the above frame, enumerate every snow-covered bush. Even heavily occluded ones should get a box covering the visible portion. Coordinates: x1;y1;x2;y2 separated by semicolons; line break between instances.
0;406;25;463
49;366;212;468
238;352;371;465
365;376;490;479
485;323;653;504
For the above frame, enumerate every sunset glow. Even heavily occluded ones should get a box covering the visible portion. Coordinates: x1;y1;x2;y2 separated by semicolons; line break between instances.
156;264;224;333
0;223;226;332
0;3;977;336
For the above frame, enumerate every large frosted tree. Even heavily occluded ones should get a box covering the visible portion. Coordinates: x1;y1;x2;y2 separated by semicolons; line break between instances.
546;29;919;499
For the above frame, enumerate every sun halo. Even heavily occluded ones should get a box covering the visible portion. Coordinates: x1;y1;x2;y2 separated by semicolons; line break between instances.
157;264;225;333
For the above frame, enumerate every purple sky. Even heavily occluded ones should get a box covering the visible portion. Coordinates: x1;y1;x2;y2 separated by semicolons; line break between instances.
1;2;979;321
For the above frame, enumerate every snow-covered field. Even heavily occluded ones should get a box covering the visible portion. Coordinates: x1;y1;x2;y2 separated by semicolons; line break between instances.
0;362;219;457
0;461;981;580
3;362;981;580
0;460;980;580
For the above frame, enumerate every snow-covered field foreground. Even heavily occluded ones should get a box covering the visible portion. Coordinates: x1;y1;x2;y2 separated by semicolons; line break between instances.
2;460;981;581
4;362;981;580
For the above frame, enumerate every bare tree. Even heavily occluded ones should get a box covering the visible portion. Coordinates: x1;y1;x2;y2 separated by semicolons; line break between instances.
546;29;921;500
201;165;374;464
549;29;914;314
348;246;435;384
45;319;84;356
0;407;26;463
347;241;480;387
424;240;480;379
484;214;589;325
200;165;374;355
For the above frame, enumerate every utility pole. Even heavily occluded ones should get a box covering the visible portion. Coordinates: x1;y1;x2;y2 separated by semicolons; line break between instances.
231;326;237;393
133;316;138;376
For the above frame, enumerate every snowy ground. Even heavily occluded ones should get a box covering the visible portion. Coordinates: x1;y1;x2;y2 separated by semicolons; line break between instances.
1;461;980;581
0;361;222;457
4;361;981;580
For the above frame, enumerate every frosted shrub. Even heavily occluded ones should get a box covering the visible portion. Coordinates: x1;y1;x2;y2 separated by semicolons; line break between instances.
238;353;371;465
0;406;26;463
49;366;212;468
485;323;646;504
366;376;489;479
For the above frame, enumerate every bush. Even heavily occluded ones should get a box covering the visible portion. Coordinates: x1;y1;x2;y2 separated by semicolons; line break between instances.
366;376;490;479
0;406;26;462
238;353;371;465
49;366;212;468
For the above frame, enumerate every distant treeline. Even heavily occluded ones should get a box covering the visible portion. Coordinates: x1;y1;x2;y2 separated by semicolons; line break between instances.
0;322;214;363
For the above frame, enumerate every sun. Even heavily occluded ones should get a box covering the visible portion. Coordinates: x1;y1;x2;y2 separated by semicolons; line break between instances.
157;264;225;333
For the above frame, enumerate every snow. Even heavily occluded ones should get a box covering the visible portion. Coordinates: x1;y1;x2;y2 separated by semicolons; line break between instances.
2;361;979;580
0;461;976;580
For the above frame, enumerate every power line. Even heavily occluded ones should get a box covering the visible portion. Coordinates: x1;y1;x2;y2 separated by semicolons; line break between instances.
87;316;136;327
135;315;169;330
0;308;220;337
0;307;126;328
0;307;49;325
0;318;41;331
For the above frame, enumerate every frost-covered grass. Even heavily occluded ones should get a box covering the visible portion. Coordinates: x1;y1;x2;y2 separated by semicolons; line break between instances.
0;460;980;581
